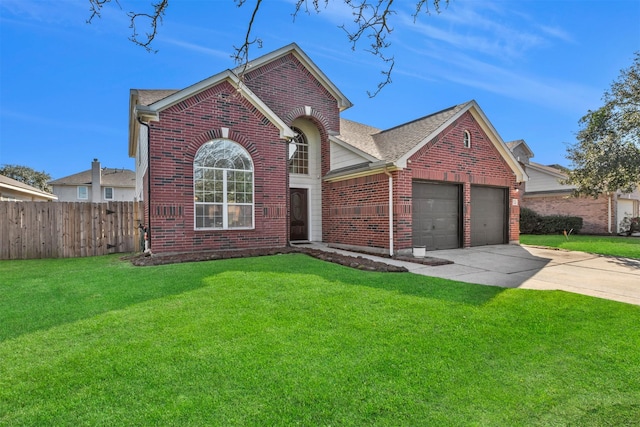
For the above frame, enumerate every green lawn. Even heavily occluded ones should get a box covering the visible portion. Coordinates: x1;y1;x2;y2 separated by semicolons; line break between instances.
1;254;639;426
520;234;640;259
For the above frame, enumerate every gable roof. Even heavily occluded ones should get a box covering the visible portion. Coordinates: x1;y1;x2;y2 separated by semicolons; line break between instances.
375;102;470;164
49;168;135;187
234;43;352;112
506;139;534;157
334;100;527;182
129;70;296;157
526;161;570;180
0;175;58;200
129;43;352;158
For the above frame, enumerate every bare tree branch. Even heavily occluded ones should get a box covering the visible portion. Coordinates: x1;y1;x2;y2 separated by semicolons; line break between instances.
87;0;167;53
89;0;450;95
232;0;264;77
87;0;121;23
127;0;168;53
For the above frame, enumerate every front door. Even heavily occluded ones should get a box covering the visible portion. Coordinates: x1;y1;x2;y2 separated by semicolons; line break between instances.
290;188;308;241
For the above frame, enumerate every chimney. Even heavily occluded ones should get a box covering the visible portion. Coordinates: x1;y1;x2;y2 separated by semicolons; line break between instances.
91;158;101;203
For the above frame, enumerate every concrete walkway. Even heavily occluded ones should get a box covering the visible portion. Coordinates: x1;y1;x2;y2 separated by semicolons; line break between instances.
307;243;640;306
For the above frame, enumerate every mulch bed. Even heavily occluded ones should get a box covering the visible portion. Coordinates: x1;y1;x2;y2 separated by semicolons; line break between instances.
126;246;453;272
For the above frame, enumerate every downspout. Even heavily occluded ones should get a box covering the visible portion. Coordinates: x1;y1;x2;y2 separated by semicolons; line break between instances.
383;168;394;256
137;117;151;250
608;193;612;234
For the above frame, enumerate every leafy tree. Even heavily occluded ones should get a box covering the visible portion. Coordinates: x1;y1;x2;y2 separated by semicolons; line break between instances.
565;53;640;197
87;0;448;96
0;164;53;193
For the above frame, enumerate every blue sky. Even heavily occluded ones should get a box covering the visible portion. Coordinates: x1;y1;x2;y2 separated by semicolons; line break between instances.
1;0;639;180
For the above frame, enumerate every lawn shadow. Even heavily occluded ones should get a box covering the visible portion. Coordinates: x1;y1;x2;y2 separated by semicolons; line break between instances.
228;253;509;307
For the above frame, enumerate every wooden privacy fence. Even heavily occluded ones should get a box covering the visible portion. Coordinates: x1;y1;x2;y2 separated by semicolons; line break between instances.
0;201;144;260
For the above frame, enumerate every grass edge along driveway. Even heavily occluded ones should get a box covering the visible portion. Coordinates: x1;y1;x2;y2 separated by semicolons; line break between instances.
520;234;640;259
1;254;639;426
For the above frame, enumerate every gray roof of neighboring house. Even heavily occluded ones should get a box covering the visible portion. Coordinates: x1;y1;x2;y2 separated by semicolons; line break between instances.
49;168;135;187
0;174;58;199
527;161;569;178
337;102;470;162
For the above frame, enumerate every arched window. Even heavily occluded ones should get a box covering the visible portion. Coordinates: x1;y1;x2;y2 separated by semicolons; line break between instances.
288;127;309;174
463;130;471;148
194;139;253;229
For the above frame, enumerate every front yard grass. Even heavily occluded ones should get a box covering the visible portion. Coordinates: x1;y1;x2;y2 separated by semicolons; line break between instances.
1;254;639;426
520;234;640;259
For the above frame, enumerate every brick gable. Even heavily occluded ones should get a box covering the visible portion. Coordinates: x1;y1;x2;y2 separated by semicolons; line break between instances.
147;80;289;253
243;53;341;134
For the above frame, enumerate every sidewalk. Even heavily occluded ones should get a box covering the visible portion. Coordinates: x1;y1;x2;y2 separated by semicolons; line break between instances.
306;243;640;306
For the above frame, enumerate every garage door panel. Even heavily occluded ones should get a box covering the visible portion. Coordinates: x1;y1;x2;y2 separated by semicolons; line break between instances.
471;186;507;246
412;182;461;250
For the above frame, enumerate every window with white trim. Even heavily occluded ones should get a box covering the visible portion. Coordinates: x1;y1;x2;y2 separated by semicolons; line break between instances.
104;187;114;200
288;127;308;174
77;186;88;200
194;139;254;229
463;130;471;148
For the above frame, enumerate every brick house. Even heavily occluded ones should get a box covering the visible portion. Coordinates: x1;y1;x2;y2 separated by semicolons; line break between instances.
129;43;527;255
508;139;640;234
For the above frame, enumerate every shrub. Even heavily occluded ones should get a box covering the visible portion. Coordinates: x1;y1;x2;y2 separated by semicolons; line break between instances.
538;215;583;234
619;216;640;235
520;208;583;235
519;207;540;234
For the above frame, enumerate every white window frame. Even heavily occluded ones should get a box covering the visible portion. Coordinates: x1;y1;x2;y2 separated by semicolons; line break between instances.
288;127;309;175
77;186;88;200
463;130;471;148
194;139;255;230
104;187;114;200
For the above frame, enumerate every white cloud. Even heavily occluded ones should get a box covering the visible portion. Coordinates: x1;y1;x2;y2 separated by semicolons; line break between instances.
161;38;232;59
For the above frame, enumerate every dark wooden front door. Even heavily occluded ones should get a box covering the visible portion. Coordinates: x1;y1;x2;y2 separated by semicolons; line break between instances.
290;188;308;241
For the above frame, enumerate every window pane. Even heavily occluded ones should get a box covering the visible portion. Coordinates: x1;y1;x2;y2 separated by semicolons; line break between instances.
228;204;252;228
196;204;223;228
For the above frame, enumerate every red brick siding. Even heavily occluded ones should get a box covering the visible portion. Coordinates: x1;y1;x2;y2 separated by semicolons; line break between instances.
146;80;289;254
323;173;391;248
523;194;611;234
243;54;341;136
324;111;519;252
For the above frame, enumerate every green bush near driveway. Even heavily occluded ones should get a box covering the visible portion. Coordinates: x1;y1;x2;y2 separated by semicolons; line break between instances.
1;254;639;426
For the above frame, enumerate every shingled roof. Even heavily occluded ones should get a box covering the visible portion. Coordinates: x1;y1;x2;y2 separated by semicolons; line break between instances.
49;168;135;187
135;90;179;106
333;100;527;182
335;102;470;163
0;174;57;200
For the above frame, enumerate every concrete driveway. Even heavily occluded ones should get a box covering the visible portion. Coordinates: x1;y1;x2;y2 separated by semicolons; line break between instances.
402;244;640;306
312;243;640;306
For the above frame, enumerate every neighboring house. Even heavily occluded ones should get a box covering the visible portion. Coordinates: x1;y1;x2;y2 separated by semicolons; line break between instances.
507;139;640;234
129;43;526;256
49;159;136;202
0;175;57;201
